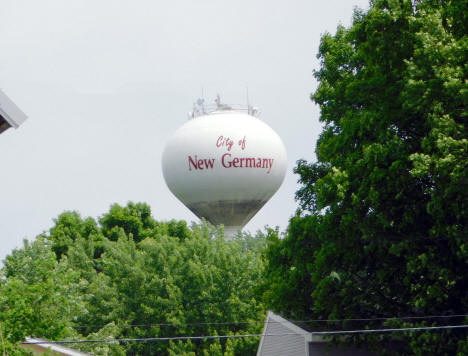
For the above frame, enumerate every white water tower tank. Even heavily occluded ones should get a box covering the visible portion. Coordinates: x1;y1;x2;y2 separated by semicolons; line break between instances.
162;100;287;238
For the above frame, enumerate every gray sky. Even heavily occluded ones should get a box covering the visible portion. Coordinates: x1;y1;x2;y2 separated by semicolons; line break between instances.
0;0;369;261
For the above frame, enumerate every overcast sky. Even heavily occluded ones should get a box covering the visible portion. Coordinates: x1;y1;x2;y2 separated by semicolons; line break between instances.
0;0;369;261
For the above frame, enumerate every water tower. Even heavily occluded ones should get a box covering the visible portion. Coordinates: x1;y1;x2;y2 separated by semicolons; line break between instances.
162;96;287;238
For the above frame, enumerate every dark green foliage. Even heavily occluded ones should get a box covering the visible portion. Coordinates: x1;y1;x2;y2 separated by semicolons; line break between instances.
263;0;467;354
100;202;158;242
1;239;82;348
48;211;101;259
0;202;267;355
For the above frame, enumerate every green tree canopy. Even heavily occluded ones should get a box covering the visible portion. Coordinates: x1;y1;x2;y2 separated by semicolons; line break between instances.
1;202;267;355
263;0;467;355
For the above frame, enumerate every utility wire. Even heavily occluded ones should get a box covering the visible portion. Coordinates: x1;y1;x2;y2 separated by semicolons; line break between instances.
68;313;468;329
21;324;468;345
311;324;468;335
305;313;468;323
22;334;266;345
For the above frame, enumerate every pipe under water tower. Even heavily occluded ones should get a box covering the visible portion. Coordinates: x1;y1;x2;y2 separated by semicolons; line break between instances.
162;95;287;238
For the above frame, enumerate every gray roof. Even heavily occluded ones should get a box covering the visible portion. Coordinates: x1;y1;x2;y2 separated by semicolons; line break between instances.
257;311;376;356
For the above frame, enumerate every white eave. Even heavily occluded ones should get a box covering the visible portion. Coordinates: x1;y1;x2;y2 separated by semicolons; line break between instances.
22;338;93;356
0;89;28;129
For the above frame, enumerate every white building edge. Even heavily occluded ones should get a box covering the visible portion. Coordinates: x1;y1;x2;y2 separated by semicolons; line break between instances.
20;338;92;356
0;89;28;134
257;311;376;356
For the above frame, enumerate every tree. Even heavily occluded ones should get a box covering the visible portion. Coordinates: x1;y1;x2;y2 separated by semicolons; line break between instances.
47;211;102;259
1;202;267;355
99;202;159;242
79;224;265;355
0;239;83;354
263;1;467;354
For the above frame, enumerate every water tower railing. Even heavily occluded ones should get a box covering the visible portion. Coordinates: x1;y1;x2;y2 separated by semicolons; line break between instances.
188;103;260;119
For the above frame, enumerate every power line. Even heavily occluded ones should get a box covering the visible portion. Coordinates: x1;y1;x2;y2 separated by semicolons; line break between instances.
306;313;468;323
68;313;468;329
311;324;468;335
22;334;266;345
21;324;468;345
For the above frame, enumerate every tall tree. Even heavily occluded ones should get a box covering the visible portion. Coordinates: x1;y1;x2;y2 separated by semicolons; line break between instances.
1;202;267;355
263;0;467;354
0;239;83;354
